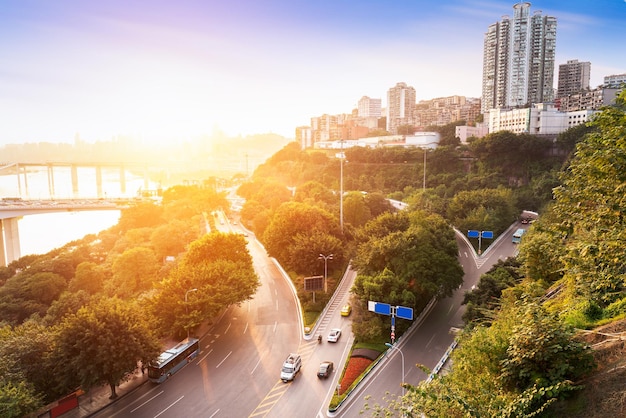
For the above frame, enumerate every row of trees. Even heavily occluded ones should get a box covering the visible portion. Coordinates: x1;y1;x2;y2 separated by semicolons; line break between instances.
0;184;259;416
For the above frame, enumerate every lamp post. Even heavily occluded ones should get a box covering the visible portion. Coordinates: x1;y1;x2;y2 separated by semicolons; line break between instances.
318;253;333;293
185;288;198;338
340;140;344;234
385;342;405;398
423;148;427;192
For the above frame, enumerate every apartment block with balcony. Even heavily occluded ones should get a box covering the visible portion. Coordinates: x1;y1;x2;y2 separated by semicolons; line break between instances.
481;2;556;114
557;59;591;98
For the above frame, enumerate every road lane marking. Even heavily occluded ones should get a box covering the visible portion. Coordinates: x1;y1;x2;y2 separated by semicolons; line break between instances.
273;321;277;332
224;322;231;334
197;348;213;364
244;322;249;334
130;391;163;413
153;395;184;418
216;351;232;368
251;357;262;374
209;410;220;418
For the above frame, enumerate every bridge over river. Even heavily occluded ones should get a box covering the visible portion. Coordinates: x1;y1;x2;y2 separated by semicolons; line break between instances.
0;161;159;267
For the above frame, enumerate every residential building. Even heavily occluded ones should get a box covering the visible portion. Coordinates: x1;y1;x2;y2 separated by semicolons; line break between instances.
386;82;416;134
604;73;626;88
358;96;382;117
481;2;557;114
415;95;482;127
488;103;596;135
557;87;621;111
295;126;312;149
557;59;591;98
455;124;489;144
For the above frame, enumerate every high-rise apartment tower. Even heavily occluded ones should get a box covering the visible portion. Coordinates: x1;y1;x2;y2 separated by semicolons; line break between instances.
557;59;591;98
386;82;416;134
481;2;557;114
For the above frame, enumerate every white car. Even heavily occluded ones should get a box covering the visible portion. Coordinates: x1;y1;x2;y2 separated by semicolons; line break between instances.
327;328;342;343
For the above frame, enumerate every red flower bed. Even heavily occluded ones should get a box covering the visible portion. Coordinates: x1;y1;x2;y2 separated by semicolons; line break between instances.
339;356;372;395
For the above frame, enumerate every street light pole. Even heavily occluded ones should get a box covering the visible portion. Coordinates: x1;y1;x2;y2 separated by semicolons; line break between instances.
185;288;198;339
318;253;333;293
340;140;344;234
385;342;405;398
423;148;426;192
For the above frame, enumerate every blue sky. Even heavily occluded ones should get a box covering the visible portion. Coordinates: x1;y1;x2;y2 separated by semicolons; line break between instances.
0;0;624;145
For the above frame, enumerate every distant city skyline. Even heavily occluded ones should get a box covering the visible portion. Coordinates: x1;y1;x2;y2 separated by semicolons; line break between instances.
0;0;624;145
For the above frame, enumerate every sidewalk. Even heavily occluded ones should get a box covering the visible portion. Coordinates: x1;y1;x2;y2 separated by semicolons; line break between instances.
58;319;216;418
60;368;148;418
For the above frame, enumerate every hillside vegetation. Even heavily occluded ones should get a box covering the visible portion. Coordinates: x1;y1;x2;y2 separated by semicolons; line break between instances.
1;90;624;417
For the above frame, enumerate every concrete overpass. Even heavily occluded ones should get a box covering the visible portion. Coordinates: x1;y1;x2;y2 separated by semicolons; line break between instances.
0;198;133;267
0;161;156;200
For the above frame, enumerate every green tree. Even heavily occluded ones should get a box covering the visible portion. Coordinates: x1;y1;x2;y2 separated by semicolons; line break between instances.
52;297;161;400
0;380;42;418
150;219;198;260
447;188;516;237
342;192;372;228
462;263;518;325
149;232;260;337
116;201;164;232
68;261;106;295
106;247;160;297
500;303;595;391
0;271;66;325
551;91;626;305
263;202;343;273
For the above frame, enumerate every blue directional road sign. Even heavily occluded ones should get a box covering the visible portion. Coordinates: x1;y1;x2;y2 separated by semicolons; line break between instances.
368;301;391;315
481;231;494;239
467;230;480;238
396;306;414;320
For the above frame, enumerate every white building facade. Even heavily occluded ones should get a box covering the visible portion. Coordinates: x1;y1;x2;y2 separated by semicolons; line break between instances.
488;103;596;135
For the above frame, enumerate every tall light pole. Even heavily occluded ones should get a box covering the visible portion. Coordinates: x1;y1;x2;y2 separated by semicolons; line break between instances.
385;342;405;398
339;140;344;234
185;288;198;339
318;253;333;293
423;148;427;192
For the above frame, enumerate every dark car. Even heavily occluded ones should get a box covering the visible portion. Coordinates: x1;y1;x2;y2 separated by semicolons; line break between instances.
317;361;334;379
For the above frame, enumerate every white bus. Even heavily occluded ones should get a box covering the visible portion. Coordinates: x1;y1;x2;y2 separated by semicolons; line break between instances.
512;228;525;244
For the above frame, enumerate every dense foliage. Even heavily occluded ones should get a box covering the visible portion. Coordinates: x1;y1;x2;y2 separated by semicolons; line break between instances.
0;184;257;415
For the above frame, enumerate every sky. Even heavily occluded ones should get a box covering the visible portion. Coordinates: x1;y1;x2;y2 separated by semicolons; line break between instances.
1;0;624;145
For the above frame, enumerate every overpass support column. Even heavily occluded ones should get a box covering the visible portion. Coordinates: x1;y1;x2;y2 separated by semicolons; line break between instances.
15;163;22;197
71;165;79;198
0;218;21;267
144;166;150;192
16;164;30;198
96;165;103;198
119;166;126;195
47;164;56;199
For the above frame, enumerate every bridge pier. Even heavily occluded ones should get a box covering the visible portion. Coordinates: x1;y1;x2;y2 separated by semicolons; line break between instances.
0;217;21;267
120;166;126;194
96;166;103;198
47;164;56;198
71;165;79;198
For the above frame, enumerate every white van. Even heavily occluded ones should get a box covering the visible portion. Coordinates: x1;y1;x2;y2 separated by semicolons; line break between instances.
280;353;302;382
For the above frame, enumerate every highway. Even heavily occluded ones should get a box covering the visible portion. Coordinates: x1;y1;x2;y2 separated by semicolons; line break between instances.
91;218;526;418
